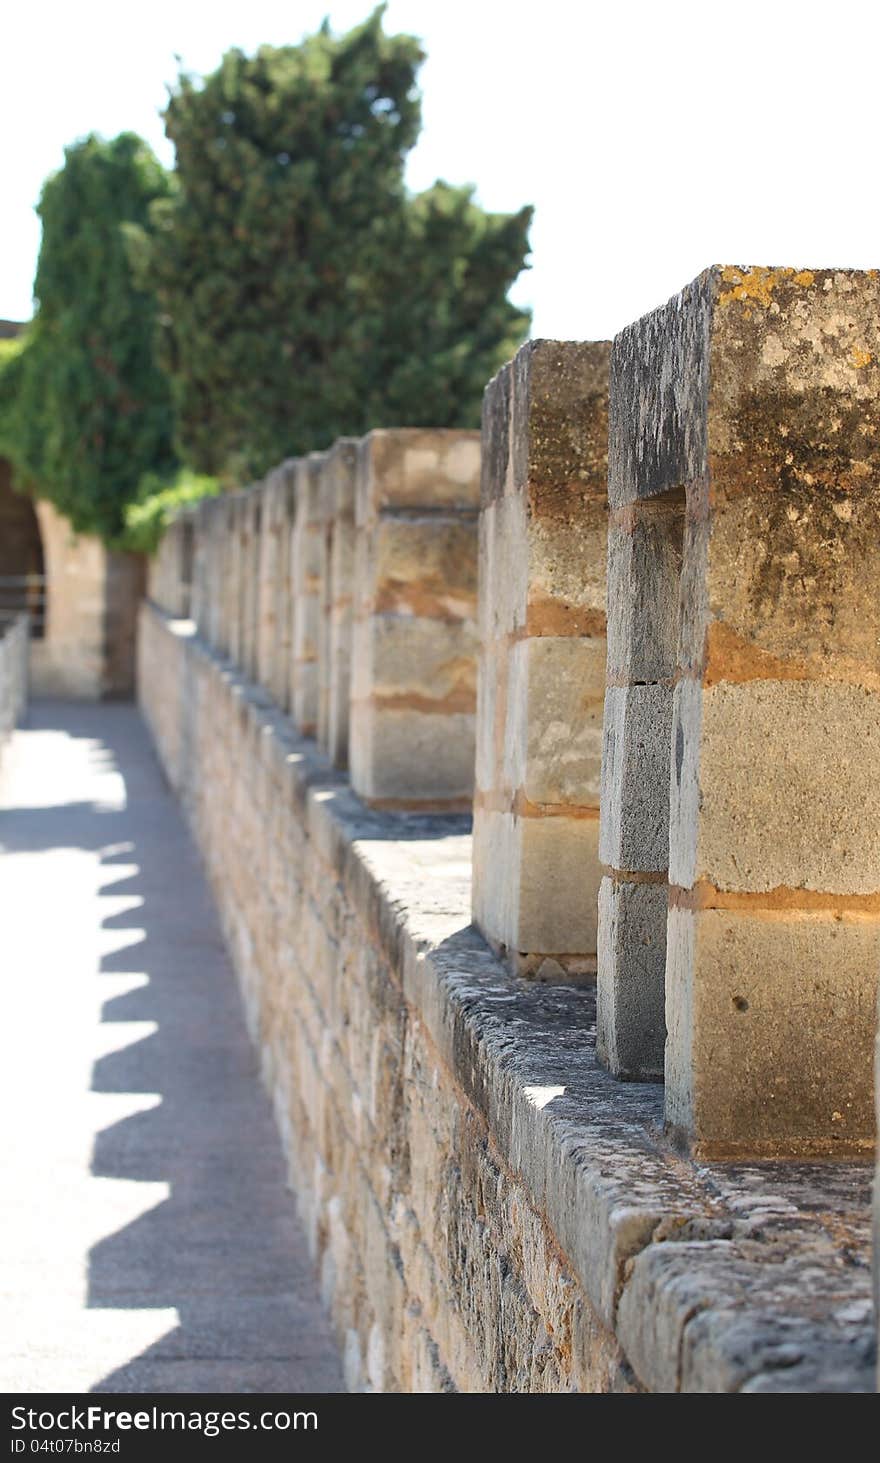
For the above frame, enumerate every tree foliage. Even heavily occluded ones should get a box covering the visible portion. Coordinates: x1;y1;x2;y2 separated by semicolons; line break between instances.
144;7;532;480
0;133;177;542
122;467;220;554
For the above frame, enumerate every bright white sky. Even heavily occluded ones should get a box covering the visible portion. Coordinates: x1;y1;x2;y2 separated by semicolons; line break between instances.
2;1;878;340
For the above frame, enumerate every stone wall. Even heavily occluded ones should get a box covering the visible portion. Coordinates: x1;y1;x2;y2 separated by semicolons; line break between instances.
0;614;28;759
139;603;875;1392
140;271;879;1392
32;499;144;699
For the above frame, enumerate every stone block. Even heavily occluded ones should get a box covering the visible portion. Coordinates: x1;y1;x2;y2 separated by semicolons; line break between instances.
356;429;481;517
241;486;262;682
598;683;673;874
349;429;480;808
477;493;529;648
349;707;475;806
291;454;326;736
507;636;605;806
605;505;684;684
472;340;611;978
352;615;478;706
669;677;880;896
471;807;518;952
665;904;879;1157
326;442;358;768
225;493;247;667
256;468;285;693
271;461;297;712
595;877;667;1080
374;517;478;614
607;265;880;1148
516;814;603;960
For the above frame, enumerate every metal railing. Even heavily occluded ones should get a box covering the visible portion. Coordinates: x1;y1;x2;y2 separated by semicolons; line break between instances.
0;574;46;637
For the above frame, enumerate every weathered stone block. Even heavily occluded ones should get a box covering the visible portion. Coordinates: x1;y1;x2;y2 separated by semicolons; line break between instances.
349;707;476;806
472;339;611;978
607;264;880;1148
315;440;360;758
516;815;603;962
595;877;667;1081
271;461;297;712
670;677;880;895
241;486;262;682
598;683;673;874
352;615;479;706
291;454;326;736
665;904;879;1157
256;467;285;693
355;429;480;515
471;806;518;952
326;441;358;768
507;637;605;806
349;430;480;808
374;517;478;613
225;492;247;667
605;506;684;684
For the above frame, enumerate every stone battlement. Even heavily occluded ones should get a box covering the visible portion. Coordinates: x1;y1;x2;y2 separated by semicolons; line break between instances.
141;265;880;1392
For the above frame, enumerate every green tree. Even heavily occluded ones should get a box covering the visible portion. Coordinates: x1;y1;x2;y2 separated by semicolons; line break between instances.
0;133;177;542
144;7;532;480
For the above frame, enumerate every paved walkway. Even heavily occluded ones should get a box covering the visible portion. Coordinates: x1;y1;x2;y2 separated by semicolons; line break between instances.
0;702;344;1394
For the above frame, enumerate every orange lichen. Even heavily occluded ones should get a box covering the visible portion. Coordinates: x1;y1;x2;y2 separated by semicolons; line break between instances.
719;265;816;310
851;345;873;369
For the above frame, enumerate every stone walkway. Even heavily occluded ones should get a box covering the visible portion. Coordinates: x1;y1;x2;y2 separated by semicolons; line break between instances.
0;702;344;1394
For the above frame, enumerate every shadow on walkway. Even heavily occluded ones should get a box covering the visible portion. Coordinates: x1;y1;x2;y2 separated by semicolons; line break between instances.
3;702;344;1394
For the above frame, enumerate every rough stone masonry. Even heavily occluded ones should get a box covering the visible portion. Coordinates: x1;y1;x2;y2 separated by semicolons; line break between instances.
138;602;876;1393
603;266;880;1157
472;339;610;979
140;262;880;1392
348;429;480;808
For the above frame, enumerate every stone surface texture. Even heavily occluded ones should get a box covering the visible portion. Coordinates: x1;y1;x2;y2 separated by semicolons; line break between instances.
598;297;688;1080
323;439;358;768
473;341;611;980
291;455;326;737
348;429;480;807
0;615;27;757
609;266;880;1156
136;602;877;1393
30;500;144;701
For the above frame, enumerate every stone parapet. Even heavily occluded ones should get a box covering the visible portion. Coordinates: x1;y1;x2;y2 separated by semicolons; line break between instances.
137;601;876;1394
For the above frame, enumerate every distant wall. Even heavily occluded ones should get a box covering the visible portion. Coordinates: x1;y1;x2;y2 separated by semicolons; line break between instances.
0;615;28;765
30;499;143;699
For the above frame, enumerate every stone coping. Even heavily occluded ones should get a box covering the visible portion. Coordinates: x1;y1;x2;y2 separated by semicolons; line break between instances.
152;603;877;1393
